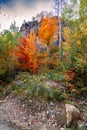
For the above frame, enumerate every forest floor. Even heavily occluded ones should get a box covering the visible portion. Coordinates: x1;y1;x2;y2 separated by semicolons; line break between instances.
0;92;87;130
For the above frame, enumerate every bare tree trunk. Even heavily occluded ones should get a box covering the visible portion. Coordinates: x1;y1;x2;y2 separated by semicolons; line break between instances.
47;45;50;57
54;0;65;61
59;7;62;61
57;0;62;61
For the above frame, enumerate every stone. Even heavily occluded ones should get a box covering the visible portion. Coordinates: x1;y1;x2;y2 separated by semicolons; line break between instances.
60;128;66;130
14;80;23;86
65;104;81;129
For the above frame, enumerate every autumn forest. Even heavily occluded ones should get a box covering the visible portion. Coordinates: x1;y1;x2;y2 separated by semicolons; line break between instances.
0;0;87;94
0;0;87;129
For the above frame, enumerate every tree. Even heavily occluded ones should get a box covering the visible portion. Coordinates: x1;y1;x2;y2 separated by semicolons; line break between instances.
0;30;19;81
54;0;65;61
38;15;58;57
79;0;87;20
62;0;87;91
17;30;38;73
10;21;19;33
63;27;71;55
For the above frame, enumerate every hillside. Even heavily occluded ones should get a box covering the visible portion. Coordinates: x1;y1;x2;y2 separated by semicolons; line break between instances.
0;1;87;129
0;62;87;130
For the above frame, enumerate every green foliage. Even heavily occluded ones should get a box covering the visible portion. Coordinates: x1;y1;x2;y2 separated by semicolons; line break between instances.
0;30;21;82
5;72;65;101
73;58;87;87
79;0;87;19
28;84;49;99
46;71;66;82
10;21;19;33
61;0;87;98
48;87;64;101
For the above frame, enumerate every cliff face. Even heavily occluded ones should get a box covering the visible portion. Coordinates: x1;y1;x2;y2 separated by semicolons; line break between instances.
20;20;40;35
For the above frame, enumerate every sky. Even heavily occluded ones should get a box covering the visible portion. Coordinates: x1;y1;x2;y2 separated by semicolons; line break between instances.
0;0;53;31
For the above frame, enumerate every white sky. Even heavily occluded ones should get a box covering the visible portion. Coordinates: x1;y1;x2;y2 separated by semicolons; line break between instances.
0;0;53;31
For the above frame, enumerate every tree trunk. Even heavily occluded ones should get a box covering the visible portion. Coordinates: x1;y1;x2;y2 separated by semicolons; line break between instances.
54;0;63;61
47;45;50;57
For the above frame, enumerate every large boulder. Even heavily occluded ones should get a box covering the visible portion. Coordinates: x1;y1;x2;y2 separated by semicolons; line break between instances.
65;104;81;129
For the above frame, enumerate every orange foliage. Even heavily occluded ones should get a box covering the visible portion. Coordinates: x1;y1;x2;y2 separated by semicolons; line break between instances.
17;30;38;73
64;69;76;90
65;69;75;81
38;15;58;46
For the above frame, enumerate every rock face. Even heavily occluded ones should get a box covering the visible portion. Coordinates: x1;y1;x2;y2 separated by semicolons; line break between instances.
65;104;81;129
20;20;40;35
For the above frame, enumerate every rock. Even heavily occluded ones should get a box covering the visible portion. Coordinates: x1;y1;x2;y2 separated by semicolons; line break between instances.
65;104;81;129
14;80;23;86
20;20;39;35
41;113;47;123
40;125;59;130
60;128;66;130
85;122;87;129
50;102;55;107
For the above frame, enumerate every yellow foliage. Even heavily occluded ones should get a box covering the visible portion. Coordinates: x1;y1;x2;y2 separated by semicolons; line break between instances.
63;27;71;52
80;22;87;36
77;40;81;45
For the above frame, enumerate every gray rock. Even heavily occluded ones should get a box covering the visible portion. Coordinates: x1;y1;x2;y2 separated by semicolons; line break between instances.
60;128;66;130
14;80;23;86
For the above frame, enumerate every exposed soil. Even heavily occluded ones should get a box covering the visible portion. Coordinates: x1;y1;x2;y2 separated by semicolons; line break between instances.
0;95;87;130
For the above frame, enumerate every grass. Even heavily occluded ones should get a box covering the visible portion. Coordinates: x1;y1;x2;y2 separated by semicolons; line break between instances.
2;71;65;101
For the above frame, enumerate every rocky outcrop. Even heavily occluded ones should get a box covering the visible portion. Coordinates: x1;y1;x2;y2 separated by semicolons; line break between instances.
20;20;40;35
